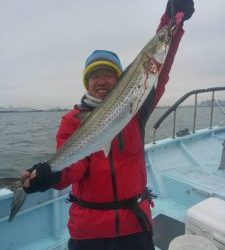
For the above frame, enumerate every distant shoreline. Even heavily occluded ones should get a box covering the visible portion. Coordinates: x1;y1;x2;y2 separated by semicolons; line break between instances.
1;105;224;114
0;109;69;113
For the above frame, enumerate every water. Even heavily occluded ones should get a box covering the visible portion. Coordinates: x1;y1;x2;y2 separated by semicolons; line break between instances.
0;107;224;171
0;111;64;171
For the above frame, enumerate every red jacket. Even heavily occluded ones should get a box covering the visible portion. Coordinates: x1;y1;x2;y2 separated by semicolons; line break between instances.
54;13;184;240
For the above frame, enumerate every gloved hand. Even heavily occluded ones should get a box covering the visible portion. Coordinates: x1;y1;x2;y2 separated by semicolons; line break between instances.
23;162;61;193
166;0;195;21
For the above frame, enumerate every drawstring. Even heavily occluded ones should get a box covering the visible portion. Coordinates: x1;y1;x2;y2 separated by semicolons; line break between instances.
118;132;124;151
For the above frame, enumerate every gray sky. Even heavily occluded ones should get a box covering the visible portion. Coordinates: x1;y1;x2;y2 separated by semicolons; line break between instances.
0;0;225;109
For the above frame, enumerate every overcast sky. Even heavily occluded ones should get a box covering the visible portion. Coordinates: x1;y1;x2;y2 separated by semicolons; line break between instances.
0;0;225;109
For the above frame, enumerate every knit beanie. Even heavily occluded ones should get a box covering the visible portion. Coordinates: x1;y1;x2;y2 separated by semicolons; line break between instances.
83;50;123;89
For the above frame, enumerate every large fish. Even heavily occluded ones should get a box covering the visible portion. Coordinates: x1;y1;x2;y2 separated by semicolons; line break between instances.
48;25;172;169
0;24;172;221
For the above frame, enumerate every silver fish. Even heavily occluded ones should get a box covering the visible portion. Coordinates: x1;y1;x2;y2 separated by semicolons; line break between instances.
48;24;172;170
1;24;172;221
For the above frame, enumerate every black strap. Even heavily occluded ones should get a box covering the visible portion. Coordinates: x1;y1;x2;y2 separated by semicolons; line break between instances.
129;199;151;231
67;191;152;231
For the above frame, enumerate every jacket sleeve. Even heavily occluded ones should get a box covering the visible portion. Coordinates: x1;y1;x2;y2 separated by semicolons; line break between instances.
54;111;89;190
138;13;185;127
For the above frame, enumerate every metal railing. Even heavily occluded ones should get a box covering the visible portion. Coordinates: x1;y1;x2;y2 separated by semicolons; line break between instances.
153;86;225;144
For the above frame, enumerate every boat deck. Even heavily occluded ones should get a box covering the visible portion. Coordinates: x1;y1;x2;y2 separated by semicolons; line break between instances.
145;127;225;201
145;126;225;249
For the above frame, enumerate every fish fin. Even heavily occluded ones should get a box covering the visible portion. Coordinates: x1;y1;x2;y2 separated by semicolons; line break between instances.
75;111;92;124
153;78;159;89
9;188;27;222
130;97;140;114
101;142;112;157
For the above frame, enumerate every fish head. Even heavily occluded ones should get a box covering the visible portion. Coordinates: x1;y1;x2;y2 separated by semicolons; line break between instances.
142;25;172;76
153;25;172;64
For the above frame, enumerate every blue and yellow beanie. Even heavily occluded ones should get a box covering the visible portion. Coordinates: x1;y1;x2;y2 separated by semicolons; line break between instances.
83;50;123;89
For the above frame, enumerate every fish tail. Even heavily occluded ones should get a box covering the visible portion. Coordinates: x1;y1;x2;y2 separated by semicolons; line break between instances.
9;188;27;222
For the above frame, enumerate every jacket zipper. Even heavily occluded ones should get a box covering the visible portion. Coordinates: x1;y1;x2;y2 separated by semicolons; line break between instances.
109;151;120;236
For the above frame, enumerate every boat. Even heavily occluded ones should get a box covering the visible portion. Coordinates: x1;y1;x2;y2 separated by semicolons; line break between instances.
146;86;225;250
0;87;225;250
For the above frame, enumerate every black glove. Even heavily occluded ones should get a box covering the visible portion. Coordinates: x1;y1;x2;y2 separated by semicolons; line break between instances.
166;0;195;21
23;162;61;193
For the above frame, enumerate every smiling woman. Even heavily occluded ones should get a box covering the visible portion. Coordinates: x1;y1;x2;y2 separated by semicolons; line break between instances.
87;68;118;100
82;49;123;100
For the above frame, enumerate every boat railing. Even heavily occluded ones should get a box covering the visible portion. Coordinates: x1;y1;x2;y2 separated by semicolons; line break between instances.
153;86;225;144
